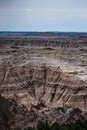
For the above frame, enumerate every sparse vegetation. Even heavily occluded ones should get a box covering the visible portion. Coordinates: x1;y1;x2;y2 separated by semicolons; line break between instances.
24;120;87;130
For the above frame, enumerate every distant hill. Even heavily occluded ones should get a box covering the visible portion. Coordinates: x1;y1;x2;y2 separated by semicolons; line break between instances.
0;31;87;36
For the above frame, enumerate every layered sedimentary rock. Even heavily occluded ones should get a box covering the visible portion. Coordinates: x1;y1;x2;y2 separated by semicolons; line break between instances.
0;33;87;129
0;64;87;110
1;95;87;130
0;65;87;129
0;95;38;130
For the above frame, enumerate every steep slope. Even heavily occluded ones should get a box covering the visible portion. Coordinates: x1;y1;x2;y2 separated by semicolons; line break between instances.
0;63;87;129
0;64;87;111
0;95;37;130
0;33;87;129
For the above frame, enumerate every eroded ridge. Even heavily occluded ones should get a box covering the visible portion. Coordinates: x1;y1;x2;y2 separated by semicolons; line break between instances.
0;64;87;111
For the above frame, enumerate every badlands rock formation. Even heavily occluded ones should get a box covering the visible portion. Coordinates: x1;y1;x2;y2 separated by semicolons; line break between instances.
0;64;87;129
0;64;87;110
0;32;87;129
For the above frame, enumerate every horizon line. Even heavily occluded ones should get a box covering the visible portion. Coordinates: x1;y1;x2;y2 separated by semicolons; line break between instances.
0;31;87;33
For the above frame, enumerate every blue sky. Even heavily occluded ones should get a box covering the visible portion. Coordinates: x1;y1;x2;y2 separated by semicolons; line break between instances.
0;0;87;32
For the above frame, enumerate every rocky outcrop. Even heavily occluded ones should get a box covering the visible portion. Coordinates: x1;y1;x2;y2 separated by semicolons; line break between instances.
0;95;87;129
0;33;87;129
0;95;38;130
0;64;87;111
0;32;87;48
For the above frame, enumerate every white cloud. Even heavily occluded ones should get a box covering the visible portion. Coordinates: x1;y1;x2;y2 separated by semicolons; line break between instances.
25;8;31;12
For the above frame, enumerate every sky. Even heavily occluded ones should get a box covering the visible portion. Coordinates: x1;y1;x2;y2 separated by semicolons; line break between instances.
0;0;87;32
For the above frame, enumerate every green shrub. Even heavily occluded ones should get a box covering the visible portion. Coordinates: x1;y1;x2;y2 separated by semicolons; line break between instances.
24;120;87;130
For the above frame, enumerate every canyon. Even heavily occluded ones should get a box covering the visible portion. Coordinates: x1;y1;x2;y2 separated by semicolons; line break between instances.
0;32;87;129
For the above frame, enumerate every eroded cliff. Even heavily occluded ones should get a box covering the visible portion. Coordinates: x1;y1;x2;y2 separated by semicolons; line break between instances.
0;65;87;129
0;33;87;129
0;64;87;110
